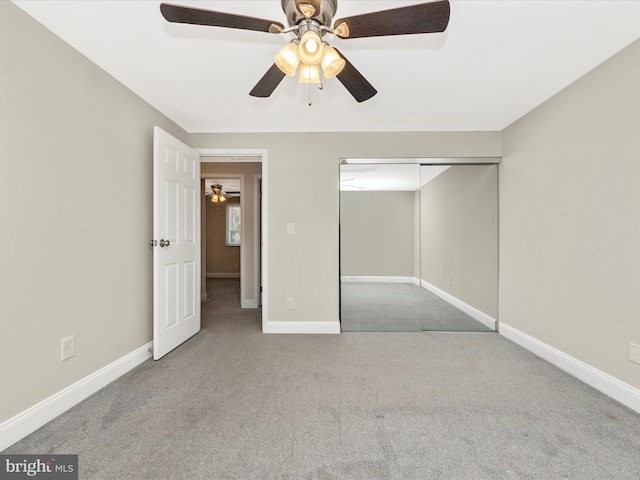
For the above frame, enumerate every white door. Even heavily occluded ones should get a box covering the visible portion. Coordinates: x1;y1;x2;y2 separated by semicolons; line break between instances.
153;126;200;360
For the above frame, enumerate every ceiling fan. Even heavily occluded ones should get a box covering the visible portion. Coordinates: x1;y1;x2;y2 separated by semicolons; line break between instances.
206;184;228;205
160;0;450;103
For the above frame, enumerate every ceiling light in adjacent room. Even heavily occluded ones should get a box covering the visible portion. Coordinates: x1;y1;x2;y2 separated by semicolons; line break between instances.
208;184;227;207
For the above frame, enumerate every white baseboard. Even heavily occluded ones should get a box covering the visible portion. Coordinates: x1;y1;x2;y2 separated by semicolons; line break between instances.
0;342;153;451
206;273;240;278
262;320;341;334
500;324;640;414
341;276;419;285
420;279;496;330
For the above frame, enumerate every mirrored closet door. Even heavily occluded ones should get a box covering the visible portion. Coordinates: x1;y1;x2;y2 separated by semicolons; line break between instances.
339;160;498;332
419;164;497;332
339;163;422;331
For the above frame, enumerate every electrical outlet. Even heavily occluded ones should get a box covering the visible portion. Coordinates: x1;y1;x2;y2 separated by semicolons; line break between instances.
286;297;294;310
287;223;295;235
630;343;640;365
61;335;75;361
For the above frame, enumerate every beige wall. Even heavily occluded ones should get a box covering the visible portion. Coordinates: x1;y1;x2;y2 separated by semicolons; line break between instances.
421;165;498;317
206;197;241;276
189;132;502;324
500;38;640;389
340;191;415;277
0;2;188;422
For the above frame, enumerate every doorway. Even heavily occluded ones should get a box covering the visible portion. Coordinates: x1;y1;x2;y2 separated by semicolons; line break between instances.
200;157;263;312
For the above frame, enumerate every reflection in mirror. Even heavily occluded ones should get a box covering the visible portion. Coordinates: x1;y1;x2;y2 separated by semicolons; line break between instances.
419;165;498;331
340;163;421;331
339;162;498;332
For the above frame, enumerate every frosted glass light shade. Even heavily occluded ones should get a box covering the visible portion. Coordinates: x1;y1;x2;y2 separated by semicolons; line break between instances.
274;42;300;76
299;63;321;84
320;45;345;79
298;31;324;65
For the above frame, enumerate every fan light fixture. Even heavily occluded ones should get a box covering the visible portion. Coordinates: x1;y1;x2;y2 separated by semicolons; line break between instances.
273;25;345;84
274;41;300;76
320;45;345;79
299;63;321;83
209;184;227;206
298;30;324;64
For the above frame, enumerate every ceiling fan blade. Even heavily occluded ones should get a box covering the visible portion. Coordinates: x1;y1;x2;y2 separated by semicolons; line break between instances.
334;49;377;103
160;3;284;34
295;0;321;17
249;64;287;98
333;0;450;39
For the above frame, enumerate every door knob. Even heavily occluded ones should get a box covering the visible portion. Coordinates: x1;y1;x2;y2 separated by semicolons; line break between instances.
159;239;170;247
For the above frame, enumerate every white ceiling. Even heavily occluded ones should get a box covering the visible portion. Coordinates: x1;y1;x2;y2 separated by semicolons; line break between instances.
13;0;640;133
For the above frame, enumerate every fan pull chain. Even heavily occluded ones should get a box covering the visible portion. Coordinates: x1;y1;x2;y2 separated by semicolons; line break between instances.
307;82;323;106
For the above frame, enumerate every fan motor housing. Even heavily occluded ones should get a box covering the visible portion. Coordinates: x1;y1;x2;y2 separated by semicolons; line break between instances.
281;0;338;27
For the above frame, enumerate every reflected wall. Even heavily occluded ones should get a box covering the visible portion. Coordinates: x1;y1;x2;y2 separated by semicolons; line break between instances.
420;165;498;331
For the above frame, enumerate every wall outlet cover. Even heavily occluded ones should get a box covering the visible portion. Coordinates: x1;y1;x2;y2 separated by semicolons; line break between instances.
61;335;75;361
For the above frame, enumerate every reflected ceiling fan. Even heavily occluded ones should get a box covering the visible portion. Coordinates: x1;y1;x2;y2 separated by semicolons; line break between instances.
160;0;450;102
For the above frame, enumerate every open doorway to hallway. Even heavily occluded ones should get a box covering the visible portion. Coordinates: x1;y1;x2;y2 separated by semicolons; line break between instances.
200;158;263;313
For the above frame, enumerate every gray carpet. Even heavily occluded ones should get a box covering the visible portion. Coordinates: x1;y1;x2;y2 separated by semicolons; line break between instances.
4;279;640;479
341;282;492;332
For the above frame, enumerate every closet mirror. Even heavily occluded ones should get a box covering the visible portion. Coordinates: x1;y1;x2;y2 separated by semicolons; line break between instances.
339;160;498;332
340;163;422;331
419;164;497;331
